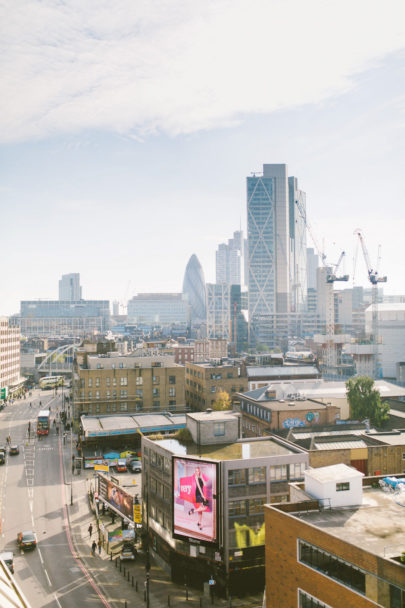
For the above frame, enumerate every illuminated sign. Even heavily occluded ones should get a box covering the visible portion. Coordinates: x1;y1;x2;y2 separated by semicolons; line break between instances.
173;457;218;545
98;474;134;521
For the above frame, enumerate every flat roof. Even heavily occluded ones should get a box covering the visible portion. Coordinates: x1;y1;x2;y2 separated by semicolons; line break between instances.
81;413;186;437
247;365;319;378
291;486;405;559
305;463;364;482
86;355;181;369
187;411;239;422
368;429;405;445
150;436;301;461
314;439;369;450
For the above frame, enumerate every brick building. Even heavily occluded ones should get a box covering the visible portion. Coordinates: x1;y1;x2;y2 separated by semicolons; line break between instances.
185;360;247;411
0;317;21;398
265;465;405;607
72;354;185;419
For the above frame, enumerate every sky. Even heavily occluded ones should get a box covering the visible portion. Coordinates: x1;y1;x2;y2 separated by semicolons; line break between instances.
1;0;405;315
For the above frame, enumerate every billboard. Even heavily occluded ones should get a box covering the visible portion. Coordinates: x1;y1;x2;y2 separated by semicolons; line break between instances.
98;474;134;521
173;457;218;545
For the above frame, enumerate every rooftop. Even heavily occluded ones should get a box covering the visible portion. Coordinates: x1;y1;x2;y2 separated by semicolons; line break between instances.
187;411;239;422
151;436;301;461
81;413;186;437
290;485;405;559
305;463;364;482
246;365;319;378
86;355;181;369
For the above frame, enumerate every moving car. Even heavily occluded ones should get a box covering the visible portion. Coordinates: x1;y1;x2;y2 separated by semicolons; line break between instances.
116;459;127;472
120;542;137;561
17;531;37;551
9;445;19;455
0;551;14;573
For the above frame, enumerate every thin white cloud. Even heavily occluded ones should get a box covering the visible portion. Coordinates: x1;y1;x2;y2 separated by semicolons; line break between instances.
1;0;405;142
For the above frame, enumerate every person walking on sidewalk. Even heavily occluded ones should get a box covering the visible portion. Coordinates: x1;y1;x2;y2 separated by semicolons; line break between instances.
91;540;97;556
88;523;93;538
98;538;102;555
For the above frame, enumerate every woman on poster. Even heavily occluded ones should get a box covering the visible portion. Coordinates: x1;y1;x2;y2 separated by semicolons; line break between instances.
188;466;209;530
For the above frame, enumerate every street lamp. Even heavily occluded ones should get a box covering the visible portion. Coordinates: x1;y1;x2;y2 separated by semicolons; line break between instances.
70;428;74;505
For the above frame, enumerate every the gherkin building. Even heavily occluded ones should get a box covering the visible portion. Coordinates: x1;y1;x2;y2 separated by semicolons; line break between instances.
183;254;206;322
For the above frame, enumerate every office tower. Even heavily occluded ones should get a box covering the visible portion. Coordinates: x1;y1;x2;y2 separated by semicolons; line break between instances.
59;273;82;301
127;293;190;327
306;248;319;291
0;318;20;393
182;254;207;322
215;230;245;287
289;177;308;313
206;283;231;340
19;300;110;337
247;164;290;346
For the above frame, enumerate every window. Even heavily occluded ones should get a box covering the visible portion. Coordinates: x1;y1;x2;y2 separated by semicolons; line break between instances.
95;377;100;387
299;590;331;608
106;390;110;399
228;469;246;486
336;482;350;492
247;497;265;514
95;391;100;400
119;362;124;368
106;403;110;412
88;391;92;399
152;361;161;367
136;376;143;385
106;377;111;387
289;462;306;479
95;404;100;413
169;387;176;397
120;389;128;398
228;500;247;517
214;422;225;436
152;388;160;397
248;467;266;484
299;540;366;595
153;400;160;408
211;386;216;393
80;378;85;388
270;465;288;481
111;402;117;411
96;363;101;369
152;375;160;385
169;400;176;407
227;372;233;379
136;389;143;398
88;378;93;388
169;376;176;384
112;377;117;386
120;402;128;411
112;390;117;398
120;377;127;386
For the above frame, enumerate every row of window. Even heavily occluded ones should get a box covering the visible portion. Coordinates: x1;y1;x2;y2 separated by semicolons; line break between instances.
81;375;177;387
299;539;405;606
241;400;271;422
228;463;306;485
85;402;129;414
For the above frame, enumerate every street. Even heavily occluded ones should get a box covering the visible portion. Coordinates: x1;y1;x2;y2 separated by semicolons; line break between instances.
0;389;111;607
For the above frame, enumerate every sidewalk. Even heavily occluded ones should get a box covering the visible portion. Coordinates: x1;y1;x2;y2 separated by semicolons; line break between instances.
64;450;263;608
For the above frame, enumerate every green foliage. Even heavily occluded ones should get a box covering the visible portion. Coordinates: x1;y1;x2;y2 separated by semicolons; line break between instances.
175;427;193;444
346;376;390;427
212;390;232;411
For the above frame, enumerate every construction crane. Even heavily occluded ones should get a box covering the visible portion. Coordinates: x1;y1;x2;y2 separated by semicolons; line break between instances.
354;229;387;379
295;199;349;371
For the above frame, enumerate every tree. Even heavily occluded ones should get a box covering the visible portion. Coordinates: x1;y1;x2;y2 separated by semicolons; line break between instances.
346;376;390;427
212;390;232;411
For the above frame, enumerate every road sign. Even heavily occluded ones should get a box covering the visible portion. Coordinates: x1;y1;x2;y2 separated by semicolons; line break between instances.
133;503;142;524
94;464;109;472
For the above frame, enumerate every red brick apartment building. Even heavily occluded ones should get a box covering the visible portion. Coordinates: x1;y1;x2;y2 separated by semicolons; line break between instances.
264;466;405;608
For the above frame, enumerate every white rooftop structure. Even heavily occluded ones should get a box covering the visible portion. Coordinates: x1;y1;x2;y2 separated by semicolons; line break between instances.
305;463;364;508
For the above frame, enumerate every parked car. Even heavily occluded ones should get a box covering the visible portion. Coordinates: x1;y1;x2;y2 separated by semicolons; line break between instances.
0;452;5;465
129;461;142;474
9;445;19;456
17;531;37;551
120;542;137;561
116;459;127;472
0;551;14;573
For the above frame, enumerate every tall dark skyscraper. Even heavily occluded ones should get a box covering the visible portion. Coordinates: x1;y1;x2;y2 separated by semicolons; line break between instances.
182;254;206;322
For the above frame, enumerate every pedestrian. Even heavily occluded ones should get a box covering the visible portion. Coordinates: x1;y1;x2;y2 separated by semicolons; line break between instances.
98;538;102;555
29;402;32;408
102;502;105;516
91;540;97;556
88;523;93;538
111;512;116;524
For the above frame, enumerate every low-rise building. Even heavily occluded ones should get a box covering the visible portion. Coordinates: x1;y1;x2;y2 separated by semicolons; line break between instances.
72;354;185;419
265;465;405;608
185;360;247;411
247;364;321;390
142;411;308;596
238;386;340;435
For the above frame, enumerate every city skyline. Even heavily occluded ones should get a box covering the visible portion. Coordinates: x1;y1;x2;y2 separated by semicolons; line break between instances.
1;1;405;315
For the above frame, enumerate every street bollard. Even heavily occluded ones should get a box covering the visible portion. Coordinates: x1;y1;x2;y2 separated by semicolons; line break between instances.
110;551;112;561
136;580;138;592
115;557;118;568
123;567;126;577
127;571;130;581
120;560;122;572
168;595;170;607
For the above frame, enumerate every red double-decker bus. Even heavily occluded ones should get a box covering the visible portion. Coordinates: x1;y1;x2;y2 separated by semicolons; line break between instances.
37;410;50;435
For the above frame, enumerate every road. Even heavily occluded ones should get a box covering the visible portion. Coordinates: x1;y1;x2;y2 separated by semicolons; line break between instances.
0;389;111;607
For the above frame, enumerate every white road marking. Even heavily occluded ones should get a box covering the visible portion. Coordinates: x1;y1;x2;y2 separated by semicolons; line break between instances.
54;593;62;608
31;514;35;527
29;501;33;513
37;547;44;565
44;568;51;586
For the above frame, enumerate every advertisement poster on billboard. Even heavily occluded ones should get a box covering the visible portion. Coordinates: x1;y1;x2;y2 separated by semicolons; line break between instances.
98;474;134;521
173;457;218;545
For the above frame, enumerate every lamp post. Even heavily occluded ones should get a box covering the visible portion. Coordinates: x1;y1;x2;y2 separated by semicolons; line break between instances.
70;427;73;505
